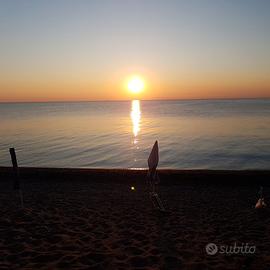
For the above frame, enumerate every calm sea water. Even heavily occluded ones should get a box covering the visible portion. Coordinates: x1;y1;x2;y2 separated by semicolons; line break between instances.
0;99;269;169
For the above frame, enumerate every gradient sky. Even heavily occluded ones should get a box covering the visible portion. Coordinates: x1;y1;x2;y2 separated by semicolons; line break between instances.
0;0;270;101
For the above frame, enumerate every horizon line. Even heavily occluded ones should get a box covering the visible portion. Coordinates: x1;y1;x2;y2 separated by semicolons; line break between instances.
0;96;270;104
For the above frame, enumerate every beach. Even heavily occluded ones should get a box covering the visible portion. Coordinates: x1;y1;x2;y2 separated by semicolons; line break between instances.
1;0;270;269
0;167;270;269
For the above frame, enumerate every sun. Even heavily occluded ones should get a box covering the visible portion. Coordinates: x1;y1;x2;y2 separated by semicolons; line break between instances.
127;76;145;94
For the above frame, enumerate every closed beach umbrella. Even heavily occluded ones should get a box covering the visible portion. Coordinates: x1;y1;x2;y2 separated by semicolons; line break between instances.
148;140;159;171
147;141;165;212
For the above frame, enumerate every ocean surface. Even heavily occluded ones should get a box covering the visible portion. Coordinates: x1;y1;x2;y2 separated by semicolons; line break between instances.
0;99;270;169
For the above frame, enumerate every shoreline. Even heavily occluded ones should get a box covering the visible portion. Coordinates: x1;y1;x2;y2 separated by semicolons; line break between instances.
1;166;270;185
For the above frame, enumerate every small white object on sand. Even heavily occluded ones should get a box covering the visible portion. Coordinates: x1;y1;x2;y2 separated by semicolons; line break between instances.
255;198;267;209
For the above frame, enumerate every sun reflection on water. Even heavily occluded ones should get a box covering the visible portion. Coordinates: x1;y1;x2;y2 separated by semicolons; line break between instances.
130;100;141;138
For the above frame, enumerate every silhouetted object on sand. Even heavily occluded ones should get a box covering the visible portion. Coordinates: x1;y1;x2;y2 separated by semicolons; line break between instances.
9;148;24;208
147;141;165;212
255;186;267;209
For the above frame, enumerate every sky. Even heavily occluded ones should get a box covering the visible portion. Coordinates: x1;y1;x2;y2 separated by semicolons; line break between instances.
0;0;270;102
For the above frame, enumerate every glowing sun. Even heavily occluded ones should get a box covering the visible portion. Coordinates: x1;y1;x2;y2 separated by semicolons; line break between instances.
128;76;145;94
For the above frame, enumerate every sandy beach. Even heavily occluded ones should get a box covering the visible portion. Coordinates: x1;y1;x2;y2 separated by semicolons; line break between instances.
0;167;270;269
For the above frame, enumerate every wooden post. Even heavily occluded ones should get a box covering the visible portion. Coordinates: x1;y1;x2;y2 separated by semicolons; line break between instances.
9;148;20;190
9;147;18;168
9;148;24;208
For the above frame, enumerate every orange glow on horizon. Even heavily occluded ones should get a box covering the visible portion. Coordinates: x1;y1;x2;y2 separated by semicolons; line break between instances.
0;74;270;102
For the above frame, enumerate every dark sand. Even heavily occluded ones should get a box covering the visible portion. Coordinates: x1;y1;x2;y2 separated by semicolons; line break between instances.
0;167;270;270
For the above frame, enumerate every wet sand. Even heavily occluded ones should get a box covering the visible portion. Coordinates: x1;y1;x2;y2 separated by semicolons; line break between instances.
0;167;270;269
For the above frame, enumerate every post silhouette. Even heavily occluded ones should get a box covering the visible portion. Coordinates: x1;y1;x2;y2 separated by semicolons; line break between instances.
9;148;24;207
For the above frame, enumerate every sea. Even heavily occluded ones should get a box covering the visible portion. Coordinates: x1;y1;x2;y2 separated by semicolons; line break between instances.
0;99;269;169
